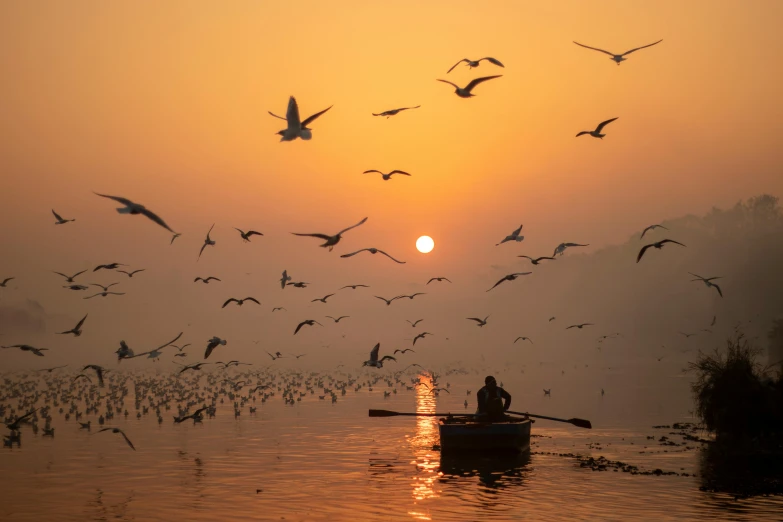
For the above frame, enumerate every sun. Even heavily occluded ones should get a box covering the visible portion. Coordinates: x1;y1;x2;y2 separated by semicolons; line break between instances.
416;236;434;254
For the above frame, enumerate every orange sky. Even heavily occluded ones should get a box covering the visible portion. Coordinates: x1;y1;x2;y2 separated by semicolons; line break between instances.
0;1;781;368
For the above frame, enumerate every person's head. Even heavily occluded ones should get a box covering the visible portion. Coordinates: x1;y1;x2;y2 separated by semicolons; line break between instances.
485;375;497;388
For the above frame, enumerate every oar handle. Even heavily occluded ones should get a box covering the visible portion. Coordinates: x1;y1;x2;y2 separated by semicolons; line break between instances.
369;409;479;418
507;410;592;429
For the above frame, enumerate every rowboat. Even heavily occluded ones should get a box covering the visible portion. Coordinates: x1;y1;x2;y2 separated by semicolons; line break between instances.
438;415;532;454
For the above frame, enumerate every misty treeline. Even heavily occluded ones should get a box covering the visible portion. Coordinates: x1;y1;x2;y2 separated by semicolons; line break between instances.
509;194;783;361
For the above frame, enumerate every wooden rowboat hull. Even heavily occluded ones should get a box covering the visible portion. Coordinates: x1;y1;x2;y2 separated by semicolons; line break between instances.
438;418;531;454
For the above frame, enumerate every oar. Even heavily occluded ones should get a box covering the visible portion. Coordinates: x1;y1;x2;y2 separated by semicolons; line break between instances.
369;409;477;418
507;410;592;429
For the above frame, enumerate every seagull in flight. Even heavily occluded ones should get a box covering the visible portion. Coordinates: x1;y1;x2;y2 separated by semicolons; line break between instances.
272;307;287;312
567;323;594;330
93;193;176;233
427;277;451;284
573;39;663;65
84;290;124;299
222;297;260;308
576;118;619;139
412;332;432;345
52;209;75;225
58;314;88;337
487;272;531;292
292;217;368;251
82;364;107;386
518;255;556;265
195;276;221;284
363;169;411;181
514;336;533;344
97;427;136;450
341;248;405;264
93;263;125;272
375;296;400;306
311;293;335;304
437;75;502;98
269;96;332;141
53;270;87;283
447;57;504;73
235;228;263;242
280;270;292;289
294;319;322;335
680;332;697;338
496;224;524;246
396;293;426;301
407;319;423;327
553;243;589;257
2;344;48;356
204;337;227;359
394;348;415;354
131;332;183;361
326;315;349;323
372;106;420;118
363;343;396;368
467;315;490;327
340;284;369;290
287;281;309;288
689;273;723;297
636;239;686;263
170;232;181;245
117;269;145;278
640;224;668;238
198;224;216;260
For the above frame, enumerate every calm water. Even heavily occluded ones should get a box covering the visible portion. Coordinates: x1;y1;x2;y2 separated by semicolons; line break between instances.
1;364;781;521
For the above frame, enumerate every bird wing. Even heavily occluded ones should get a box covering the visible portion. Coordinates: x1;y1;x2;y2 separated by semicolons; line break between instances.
74;314;88;330
302;105;333;127
622;39;663;56
53;271;69;280
464;75;503;92
198;242;208;259
286;96;301;126
564;243;589;247
246;231;263;237
155;331;183;351
222;298;237;308
512;272;532;277
446;59;468;73
486;278;506;292
688;272;705;280
369;342;380;362
713;284;723;297
245;297;260;304
436;79;459;89
139;207;176;233
294;322;306;334
363;170;382;175
511;224;524;236
640;226;653;238
118;429;136;450
636;244;653;263
340;249;367;258
467;317;482;323
268;110;287;121
93;192;135;206
575;131;591;137
660;239;686;247
388;170;411;176
595;117;618;132
481;57;504;67
377;250;406;263
336;216;368;236
291;232;332;240
573;41;615;56
52;209;64;221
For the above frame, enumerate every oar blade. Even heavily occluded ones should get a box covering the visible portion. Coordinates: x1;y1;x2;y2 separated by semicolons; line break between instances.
569;418;592;429
368;409;399;417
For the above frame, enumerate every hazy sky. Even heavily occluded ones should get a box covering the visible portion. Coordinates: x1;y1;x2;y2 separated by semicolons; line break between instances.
1;1;781;369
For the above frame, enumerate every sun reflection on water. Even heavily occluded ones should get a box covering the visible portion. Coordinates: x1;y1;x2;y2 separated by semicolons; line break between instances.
408;372;443;519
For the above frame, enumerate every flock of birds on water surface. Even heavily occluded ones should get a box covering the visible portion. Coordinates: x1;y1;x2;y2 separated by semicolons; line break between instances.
2;37;729;452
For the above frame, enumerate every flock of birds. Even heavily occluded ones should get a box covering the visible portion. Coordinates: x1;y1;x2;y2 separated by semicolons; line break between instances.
2;38;730;453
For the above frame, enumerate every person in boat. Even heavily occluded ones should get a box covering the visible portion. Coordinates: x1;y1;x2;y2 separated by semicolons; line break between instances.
476;376;511;421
